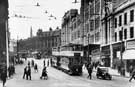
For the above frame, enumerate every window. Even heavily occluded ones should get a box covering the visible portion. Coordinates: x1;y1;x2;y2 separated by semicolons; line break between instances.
114;18;117;28
124;13;127;25
124;29;127;39
115;32;117;42
130;27;134;38
130;10;134;22
119;30;122;40
95;32;100;42
119;15;122;26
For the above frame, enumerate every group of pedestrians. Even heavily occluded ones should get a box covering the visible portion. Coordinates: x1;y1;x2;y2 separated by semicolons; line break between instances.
23;64;31;80
23;59;49;80
8;64;15;78
43;59;50;67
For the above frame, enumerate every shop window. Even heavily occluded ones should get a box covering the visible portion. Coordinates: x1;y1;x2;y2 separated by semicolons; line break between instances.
124;13;127;25
130;10;134;22
130;27;134;38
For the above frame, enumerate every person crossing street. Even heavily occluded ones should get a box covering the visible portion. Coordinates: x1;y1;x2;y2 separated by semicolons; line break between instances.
23;66;27;79
87;63;93;79
26;65;31;80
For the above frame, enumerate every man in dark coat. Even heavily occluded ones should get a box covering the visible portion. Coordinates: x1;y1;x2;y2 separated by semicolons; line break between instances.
43;59;46;67
23;66;27;79
47;60;49;67
87;63;93;79
26;65;31;80
34;64;38;72
1;69;7;87
8;66;12;78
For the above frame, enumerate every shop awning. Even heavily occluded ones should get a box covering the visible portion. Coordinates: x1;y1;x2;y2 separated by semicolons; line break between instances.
123;49;135;59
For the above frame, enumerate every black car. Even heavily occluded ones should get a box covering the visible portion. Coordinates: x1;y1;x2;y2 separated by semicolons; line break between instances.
96;67;112;80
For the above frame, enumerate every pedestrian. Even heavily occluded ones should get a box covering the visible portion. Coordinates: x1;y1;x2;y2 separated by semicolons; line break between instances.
40;66;48;80
47;59;49;67
129;68;135;82
50;58;52;66
34;63;38;72
1;69;7;87
26;65;31;80
87;63;93;79
28;61;30;66
43;59;46;67
129;65;133;76
8;66;12;78
31;60;34;67
23;66;27;79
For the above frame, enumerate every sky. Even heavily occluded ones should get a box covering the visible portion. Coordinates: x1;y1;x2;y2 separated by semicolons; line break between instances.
8;0;81;40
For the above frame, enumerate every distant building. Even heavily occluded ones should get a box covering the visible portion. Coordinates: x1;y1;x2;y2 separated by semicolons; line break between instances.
9;39;17;53
19;28;61;56
0;0;9;63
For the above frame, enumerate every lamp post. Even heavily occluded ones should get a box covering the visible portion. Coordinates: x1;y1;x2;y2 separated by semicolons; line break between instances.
88;34;90;63
17;36;19;62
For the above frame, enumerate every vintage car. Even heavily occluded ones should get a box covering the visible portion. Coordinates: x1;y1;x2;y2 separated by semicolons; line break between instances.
96;67;112;80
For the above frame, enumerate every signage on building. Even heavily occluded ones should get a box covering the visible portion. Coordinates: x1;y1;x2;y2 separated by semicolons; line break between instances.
127;40;135;49
116;51;121;59
91;49;100;56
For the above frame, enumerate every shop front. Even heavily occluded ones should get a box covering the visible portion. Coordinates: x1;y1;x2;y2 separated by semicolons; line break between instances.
91;48;100;62
83;44;100;63
123;40;135;72
112;42;125;69
101;45;110;67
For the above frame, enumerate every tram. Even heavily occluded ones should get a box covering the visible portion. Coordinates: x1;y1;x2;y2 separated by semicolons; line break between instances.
52;43;83;75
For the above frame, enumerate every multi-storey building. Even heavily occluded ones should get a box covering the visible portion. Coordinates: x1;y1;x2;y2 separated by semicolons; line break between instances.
37;28;61;55
80;0;103;63
101;0;135;72
61;9;79;50
0;0;8;63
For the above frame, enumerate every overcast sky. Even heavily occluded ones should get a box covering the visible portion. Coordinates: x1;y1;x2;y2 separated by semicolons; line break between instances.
8;0;81;40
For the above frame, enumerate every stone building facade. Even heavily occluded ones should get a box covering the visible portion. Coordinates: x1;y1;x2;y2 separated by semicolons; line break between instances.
19;28;61;56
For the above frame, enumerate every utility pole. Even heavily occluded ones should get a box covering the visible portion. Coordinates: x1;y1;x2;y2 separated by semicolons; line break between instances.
120;27;124;67
88;34;90;63
17;36;19;62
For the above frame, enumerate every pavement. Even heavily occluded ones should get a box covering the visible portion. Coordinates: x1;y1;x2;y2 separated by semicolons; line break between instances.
0;58;135;87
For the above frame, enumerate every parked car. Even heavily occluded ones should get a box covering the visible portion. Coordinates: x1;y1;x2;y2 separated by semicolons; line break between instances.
96;66;112;80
